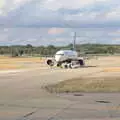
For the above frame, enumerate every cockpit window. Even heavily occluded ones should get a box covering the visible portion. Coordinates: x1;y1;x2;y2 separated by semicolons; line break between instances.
56;54;64;56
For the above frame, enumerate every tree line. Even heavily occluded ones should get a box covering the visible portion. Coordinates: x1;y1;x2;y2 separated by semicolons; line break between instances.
0;44;120;57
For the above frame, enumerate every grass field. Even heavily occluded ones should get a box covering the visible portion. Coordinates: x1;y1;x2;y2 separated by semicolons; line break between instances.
0;56;44;70
46;76;120;93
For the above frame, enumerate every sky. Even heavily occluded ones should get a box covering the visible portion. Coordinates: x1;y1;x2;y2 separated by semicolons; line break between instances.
0;0;120;46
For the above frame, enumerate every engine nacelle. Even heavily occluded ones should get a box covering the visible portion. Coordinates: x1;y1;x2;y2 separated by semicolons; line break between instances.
46;58;54;66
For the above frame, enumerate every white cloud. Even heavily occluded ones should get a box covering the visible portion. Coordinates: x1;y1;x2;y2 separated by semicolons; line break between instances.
0;0;6;16
12;0;30;8
111;38;120;44
64;12;100;21
0;0;5;9
43;0;97;10
0;10;3;15
0;28;119;46
108;29;120;36
43;0;112;11
0;0;119;27
0;0;120;45
105;7;120;20
13;0;29;4
0;0;30;16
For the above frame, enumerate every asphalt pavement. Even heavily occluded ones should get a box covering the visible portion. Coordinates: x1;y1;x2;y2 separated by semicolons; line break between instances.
0;67;120;120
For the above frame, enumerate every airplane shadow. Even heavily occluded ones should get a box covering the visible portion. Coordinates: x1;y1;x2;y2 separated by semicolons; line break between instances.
82;65;97;68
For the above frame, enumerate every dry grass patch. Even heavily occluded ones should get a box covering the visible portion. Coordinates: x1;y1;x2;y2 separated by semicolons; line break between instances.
0;64;22;70
0;56;44;70
45;76;120;93
103;68;120;72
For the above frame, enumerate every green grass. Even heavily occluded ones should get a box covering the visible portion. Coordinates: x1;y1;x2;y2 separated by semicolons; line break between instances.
45;76;120;93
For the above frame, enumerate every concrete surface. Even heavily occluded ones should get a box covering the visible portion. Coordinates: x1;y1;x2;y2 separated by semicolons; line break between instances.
0;56;120;120
0;66;120;120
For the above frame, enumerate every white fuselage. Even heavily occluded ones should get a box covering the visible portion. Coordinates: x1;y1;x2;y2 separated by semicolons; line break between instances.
55;50;78;62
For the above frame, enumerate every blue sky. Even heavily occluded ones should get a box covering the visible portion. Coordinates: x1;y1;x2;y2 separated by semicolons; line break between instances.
0;0;120;46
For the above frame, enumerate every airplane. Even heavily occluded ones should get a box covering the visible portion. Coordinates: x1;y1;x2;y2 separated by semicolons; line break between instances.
46;49;85;68
46;32;85;69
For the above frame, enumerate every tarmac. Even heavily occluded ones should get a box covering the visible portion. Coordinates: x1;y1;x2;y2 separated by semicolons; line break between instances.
0;65;120;120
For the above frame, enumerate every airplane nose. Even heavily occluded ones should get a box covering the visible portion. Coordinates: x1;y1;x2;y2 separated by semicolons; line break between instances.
55;55;62;62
